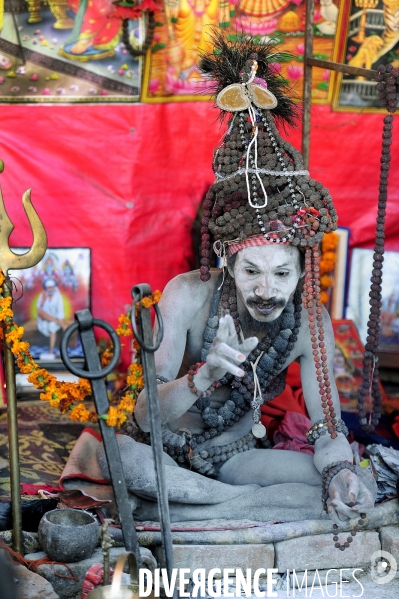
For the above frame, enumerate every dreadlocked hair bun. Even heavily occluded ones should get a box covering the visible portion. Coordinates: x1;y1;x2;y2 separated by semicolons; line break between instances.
197;32;337;282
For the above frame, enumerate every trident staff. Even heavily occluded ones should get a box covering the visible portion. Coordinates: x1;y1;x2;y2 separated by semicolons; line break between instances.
131;285;176;598
0;159;47;554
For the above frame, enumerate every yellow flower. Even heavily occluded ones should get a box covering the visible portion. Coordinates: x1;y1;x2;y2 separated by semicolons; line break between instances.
118;394;136;414
101;347;113;366
28;368;55;387
323;251;337;263
152;290;162;303
0;271;5;286
128;363;143;377
6;326;24;343
17;357;35;374
320;275;334;288
69;403;92;422
116;325;132;337
0;308;14;322
320;291;330;305
140;297;153;309
321;232;339;251
40;388;60;407
0;297;12;309
11;340;30;355
118;314;131;326
78;378;92;396
319;259;335;275
105;406;127;427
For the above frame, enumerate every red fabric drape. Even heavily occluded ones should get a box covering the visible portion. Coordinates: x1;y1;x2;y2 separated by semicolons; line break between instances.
260;361;308;442
1;103;398;363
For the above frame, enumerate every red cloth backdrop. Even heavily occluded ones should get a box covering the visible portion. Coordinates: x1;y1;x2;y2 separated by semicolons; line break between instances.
1;104;399;364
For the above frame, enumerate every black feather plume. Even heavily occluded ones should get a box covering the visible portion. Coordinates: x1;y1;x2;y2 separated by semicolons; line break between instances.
198;29;301;128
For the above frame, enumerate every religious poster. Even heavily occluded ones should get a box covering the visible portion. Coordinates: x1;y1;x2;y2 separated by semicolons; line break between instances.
332;319;387;412
346;248;399;355
332;0;399;112
0;1;142;102
141;0;343;104
9;248;91;362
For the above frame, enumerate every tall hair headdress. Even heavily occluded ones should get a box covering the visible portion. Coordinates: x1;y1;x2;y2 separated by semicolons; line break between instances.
198;31;339;439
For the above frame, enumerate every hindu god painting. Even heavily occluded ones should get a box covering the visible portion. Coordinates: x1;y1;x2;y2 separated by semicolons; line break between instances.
141;0;344;103
332;0;399;112
0;1;142;102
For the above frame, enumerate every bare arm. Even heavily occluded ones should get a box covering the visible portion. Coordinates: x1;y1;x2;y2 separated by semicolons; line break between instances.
134;271;258;432
134;273;203;431
299;305;374;520
298;305;352;473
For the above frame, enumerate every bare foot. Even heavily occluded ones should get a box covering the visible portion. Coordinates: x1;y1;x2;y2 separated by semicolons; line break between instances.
69;39;93;55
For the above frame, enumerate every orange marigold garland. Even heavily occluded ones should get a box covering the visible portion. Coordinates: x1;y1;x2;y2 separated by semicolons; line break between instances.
0;269;161;427
319;232;339;307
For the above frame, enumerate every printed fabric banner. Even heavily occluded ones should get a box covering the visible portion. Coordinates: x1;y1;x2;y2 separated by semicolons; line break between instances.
0;1;142;102
141;0;343;103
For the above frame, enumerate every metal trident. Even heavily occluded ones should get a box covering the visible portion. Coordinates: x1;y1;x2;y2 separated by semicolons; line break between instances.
0;159;47;555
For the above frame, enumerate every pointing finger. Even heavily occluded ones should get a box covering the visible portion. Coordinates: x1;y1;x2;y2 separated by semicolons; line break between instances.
225;314;237;339
214;316;230;344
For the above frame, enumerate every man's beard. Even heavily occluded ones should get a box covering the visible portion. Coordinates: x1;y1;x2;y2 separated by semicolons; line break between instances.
239;297;287;336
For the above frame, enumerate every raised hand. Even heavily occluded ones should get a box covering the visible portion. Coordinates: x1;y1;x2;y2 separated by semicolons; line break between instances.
198;314;258;384
327;469;374;523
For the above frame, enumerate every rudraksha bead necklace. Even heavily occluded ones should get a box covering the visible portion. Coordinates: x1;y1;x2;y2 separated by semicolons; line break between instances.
358;64;398;433
303;245;337;438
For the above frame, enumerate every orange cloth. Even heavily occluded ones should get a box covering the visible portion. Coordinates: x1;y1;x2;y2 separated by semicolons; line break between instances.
260;361;309;443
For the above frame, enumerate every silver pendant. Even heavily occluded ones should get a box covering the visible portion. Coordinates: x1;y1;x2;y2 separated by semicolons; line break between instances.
252;422;266;439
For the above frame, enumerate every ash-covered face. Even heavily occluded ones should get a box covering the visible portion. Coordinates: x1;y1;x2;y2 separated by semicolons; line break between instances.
230;245;303;323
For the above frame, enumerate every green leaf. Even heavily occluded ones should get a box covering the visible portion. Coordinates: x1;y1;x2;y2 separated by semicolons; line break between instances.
151;43;166;53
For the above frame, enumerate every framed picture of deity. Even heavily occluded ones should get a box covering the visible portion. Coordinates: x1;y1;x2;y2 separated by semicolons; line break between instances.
9;247;91;364
141;0;344;104
332;0;399;113
0;1;143;103
331;318;388;412
346;248;399;367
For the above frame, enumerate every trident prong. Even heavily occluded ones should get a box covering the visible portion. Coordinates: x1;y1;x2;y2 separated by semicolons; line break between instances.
0;186;47;274
0;166;47;556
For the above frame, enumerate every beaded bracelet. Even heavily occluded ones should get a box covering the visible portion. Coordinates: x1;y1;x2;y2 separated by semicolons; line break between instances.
187;362;217;398
306;419;349;445
321;460;366;551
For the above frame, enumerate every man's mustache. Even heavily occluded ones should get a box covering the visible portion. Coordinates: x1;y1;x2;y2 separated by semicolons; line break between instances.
246;297;286;309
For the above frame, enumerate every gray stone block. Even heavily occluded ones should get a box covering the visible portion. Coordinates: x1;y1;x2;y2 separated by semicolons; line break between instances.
275;531;380;572
380;525;399;556
154;543;274;576
14;564;60;599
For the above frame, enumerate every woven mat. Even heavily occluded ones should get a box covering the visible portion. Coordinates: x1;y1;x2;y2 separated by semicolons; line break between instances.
0;401;98;498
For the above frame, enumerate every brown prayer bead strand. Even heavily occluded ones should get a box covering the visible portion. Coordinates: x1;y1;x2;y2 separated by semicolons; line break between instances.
200;190;214;282
305;249;332;432
358;64;397;432
312;245;337;437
